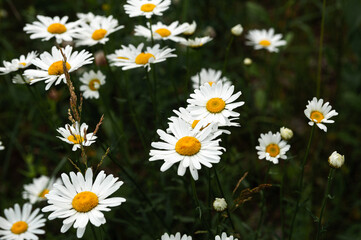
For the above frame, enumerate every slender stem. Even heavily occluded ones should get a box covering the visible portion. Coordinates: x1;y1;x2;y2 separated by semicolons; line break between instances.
316;0;327;98
151;64;159;126
148;18;154;47
288;125;315;240
185;47;190;95
254;162;272;240
105;148;169;231
145;69;158;125
280;160;286;239
190;177;212;238
214;167;235;231
222;35;234;75
316;168;335;239
90;224;99;240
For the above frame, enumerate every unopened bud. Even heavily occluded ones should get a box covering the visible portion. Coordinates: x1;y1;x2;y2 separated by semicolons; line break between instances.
328;151;344;169
213;198;227;212
280;127;293;140
231;24;243;36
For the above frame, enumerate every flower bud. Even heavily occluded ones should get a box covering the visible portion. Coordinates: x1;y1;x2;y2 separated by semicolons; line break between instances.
243;58;252;65
183;21;197;36
280;127;293;140
231;24;243;36
213;198;227;212
328;151;344;169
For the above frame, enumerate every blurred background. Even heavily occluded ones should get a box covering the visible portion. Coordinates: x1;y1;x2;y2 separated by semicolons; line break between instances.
0;0;361;239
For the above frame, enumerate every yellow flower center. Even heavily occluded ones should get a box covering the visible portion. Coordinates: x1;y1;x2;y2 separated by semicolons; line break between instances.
155;28;171;37
259;40;271;47
310;111;324;123
191;120;210;130
266;143;280;157
92;29;107;40
191;120;200;129
19;62;26;66
117;56;129;60
38;189;49;198
11;221;28;235
47;23;67;34
135;53;155;65
175;136;201;156
141;3;156;12
72;191;99;213
208;81;214;86
48;61;71;75
88;79;101;91
206;98;226;113
67;134;84;144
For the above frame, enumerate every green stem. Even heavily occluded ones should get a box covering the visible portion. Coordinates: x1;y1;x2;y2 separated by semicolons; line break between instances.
280;160;286;238
288;125;315;240
316;0;327;98
151;64;159;126
90;224;99;240
105;149;169;231
214;167;235;231
316;168;335;239
185;47;190;95
148;18;154;47
222;35;234;75
254;162;272;240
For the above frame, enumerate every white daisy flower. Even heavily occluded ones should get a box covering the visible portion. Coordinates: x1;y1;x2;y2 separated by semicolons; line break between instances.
24;45;93;90
42;168;126;238
134;21;188;42
215;232;238;240
23;15;81;44
74;15;124;47
0;51;37;75
255;131;290;164
150;118;225;180
56;121;97;151
107;43;176;71
12;74;34;84
191;68;230;90
79;70;106;99
124;0;171;18
76;12;96;23
180;36;213;48
183;21;196;35
0;140;4;151
168;107;230;135
23;176;60;204
304;97;338;132
187;81;244;127
0;203;45;240
161;232;192;240
246;28;286;53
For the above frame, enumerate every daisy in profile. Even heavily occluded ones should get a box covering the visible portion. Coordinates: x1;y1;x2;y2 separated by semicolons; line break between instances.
107;43;176;71
168;107;230;135
256;131;290;164
0;203;45;240
23;175;60;204
24;15;81;44
57;121;97;151
124;0;171;18
0;140;4;150
79;70;106;99
304;97;338;132
150;118;224;180
0;51;37;75
187;81;244;126
161;232;192;240
180;36;213;48
12;74;33;84
135;21;188;42
246;28;286;53
76;12;96;23
183;21;197;36
215;232;238;240
74;15;124;47
42;168;126;238
24;45;93;90
191;68;230;89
